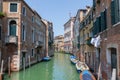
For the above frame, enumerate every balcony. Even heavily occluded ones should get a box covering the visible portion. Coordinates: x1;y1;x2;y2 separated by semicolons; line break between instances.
5;36;18;45
35;41;43;48
86;38;92;45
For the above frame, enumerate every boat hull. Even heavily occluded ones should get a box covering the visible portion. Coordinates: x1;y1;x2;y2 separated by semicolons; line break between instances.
42;56;51;61
80;70;96;80
70;58;79;65
76;61;89;73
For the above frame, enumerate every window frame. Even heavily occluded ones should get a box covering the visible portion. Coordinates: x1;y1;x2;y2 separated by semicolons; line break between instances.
8;19;18;36
9;2;18;13
22;6;26;16
31;49;34;57
22;24;26;41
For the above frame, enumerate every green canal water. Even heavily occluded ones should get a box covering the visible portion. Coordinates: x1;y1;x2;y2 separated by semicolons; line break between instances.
5;53;79;80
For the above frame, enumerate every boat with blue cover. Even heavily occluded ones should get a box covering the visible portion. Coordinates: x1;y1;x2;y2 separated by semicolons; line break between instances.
70;55;78;64
80;70;96;80
70;55;76;59
42;56;51;61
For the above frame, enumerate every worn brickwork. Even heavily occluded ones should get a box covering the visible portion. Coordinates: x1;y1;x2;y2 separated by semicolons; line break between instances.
2;0;47;71
94;0;120;79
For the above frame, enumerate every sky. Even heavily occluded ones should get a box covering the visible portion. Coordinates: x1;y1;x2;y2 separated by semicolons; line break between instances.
25;0;93;37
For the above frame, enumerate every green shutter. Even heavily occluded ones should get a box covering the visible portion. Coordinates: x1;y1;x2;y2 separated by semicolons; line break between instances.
93;0;96;8
101;10;107;31
92;21;97;36
96;17;99;34
111;1;115;25
96;17;101;33
101;12;104;31
99;16;101;32
95;20;97;35
104;9;107;30
10;25;16;36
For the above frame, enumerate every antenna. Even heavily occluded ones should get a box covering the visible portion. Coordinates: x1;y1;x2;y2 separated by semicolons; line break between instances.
69;12;71;18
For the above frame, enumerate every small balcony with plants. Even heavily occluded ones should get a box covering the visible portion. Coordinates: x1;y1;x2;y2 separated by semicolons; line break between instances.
0;12;5;18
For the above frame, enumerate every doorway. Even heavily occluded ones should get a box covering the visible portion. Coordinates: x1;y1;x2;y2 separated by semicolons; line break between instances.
111;48;117;70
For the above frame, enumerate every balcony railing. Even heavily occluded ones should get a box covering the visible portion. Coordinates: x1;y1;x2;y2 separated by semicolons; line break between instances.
35;41;43;48
5;36;18;44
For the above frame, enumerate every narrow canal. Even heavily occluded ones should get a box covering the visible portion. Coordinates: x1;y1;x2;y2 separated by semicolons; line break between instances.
5;53;79;80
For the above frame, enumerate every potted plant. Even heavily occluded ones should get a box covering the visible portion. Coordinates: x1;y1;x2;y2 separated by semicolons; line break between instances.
97;0;100;4
0;12;5;18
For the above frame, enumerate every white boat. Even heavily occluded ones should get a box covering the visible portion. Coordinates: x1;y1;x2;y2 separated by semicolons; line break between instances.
70;58;79;64
76;61;89;73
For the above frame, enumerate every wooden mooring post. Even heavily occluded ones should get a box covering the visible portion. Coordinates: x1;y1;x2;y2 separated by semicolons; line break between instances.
8;57;11;78
0;60;4;80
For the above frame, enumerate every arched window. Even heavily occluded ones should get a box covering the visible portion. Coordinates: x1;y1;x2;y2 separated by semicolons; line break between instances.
9;20;16;36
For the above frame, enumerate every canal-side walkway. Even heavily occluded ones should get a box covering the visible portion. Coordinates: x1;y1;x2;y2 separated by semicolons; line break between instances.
4;52;79;80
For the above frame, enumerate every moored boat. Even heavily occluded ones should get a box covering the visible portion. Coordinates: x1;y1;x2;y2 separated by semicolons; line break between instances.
80;70;96;80
70;55;76;59
76;61;89;73
42;56;51;61
70;58;79;64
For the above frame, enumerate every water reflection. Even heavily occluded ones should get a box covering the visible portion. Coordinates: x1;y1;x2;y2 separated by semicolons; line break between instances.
5;53;79;80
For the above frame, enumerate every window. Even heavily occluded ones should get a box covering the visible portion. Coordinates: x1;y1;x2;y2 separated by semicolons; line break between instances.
100;10;107;31
9;20;16;36
31;49;34;57
22;6;26;16
111;48;117;69
22;25;26;41
32;16;34;22
10;3;17;12
32;30;34;43
111;0;120;25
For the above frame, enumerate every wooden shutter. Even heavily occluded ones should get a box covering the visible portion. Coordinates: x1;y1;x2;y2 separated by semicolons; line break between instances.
10;25;16;36
101;10;107;31
111;1;115;25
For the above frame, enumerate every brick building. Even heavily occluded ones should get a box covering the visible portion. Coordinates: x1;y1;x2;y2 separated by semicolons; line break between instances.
42;19;54;57
54;35;64;52
79;7;95;68
2;0;47;71
73;9;86;56
92;0;120;79
48;22;54;57
0;0;3;64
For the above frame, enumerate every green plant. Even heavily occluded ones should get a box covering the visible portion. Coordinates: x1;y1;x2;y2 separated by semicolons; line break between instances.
0;12;5;18
97;0;100;4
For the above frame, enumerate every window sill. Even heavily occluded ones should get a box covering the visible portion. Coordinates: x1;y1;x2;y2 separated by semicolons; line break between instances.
113;21;120;27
